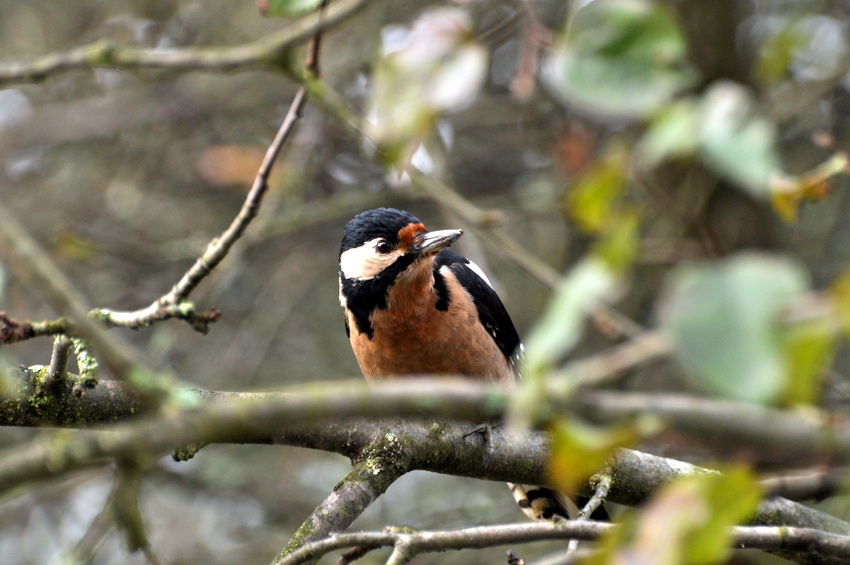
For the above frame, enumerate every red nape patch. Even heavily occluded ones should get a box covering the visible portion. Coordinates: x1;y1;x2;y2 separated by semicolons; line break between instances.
396;223;426;252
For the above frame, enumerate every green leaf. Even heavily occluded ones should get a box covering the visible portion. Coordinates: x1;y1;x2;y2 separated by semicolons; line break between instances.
257;0;322;17
637;98;699;167
681;469;762;563
547;418;637;494
754;23;805;87
781;319;835;405
592;208;641;276
525;257;621;376
367;8;487;165
544;0;695;119
564;147;628;233
697;82;781;195
510;258;621;431
659;252;809;403
584;468;761;565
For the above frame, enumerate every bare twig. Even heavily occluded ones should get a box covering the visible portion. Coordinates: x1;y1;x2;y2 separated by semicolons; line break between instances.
45;335;73;395
65;488;118;565
278;522;611;565
274;520;850;565
574;391;850;465
761;469;847;502
93;84;309;332
555;331;671;387
0;199;152;380
564;472;611;558
0;0;371;86
275;452;409;563
93;0;335;336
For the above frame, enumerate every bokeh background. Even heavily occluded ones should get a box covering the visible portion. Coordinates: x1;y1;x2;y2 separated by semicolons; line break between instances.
1;0;850;563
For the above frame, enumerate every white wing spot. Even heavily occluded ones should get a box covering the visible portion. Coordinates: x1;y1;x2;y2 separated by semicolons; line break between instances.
465;259;493;288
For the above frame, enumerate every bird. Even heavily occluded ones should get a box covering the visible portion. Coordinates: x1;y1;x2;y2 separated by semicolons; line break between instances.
338;207;573;521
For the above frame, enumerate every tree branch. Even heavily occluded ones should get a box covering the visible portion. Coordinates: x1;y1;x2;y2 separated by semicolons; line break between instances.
276;451;410;563
0;0;371;86
0;375;848;563
273;520;850;565
92;85;308;333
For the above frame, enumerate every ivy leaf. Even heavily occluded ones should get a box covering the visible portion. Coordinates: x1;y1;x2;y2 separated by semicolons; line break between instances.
696;82;781;196
367;8;487;166
524;258;622;377
564;146;629;234
586;468;761;565
544;0;695;120
637;98;699;167
547;418;638;494
659;252;809;403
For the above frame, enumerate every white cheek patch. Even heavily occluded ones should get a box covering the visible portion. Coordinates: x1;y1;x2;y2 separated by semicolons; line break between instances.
465;259;494;288
340;239;402;281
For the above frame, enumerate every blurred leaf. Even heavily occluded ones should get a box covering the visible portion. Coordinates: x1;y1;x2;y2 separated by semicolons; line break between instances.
367;8;487;165
697;82;781;195
547;418;637;494
525;257;622;376
592;208;641;275
257;0;322;17
512;258;622;431
754;23;804;87
564;147;628;233
659;253;809;403
585;468;761;565
685;469;762;562
544;0;695;119
55;230;97;262
770;153;846;223
638;98;699;167
831;269;850;332
554;124;597;174
781;318;835;406
197;145;267;188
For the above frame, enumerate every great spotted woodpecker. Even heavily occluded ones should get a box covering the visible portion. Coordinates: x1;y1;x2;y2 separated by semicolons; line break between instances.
339;207;572;521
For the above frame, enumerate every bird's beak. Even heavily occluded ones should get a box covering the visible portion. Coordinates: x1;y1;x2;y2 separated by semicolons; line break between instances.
411;229;463;255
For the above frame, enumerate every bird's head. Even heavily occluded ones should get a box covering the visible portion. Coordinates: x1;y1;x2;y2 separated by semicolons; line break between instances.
339;208;462;283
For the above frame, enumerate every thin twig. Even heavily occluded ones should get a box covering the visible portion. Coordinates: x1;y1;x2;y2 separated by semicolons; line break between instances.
65;488;118;564
275;455;409;564
277;522;612;565
0;199;152;380
555;331;671;387
761;468;847;501
94;82;309;332
274;520;850;565
564;472;612;558
45;335;73;394
0;0;371;86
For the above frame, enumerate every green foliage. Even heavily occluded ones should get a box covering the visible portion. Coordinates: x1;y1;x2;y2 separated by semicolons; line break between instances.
586;468;761;565
564;146;629;233
366;8;487;166
637;99;699;167
547;418;637;494
544;0;694;119
524;258;622;378
257;0;323;17
781;319;835;405
659;253;810;403
696;82;781;196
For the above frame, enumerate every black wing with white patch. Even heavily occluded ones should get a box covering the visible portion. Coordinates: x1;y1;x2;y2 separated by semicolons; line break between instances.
435;250;521;363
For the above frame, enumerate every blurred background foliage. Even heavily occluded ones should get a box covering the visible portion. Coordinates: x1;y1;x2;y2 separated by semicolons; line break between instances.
2;0;850;563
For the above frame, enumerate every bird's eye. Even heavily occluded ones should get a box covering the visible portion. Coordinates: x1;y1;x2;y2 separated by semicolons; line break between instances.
375;241;393;254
